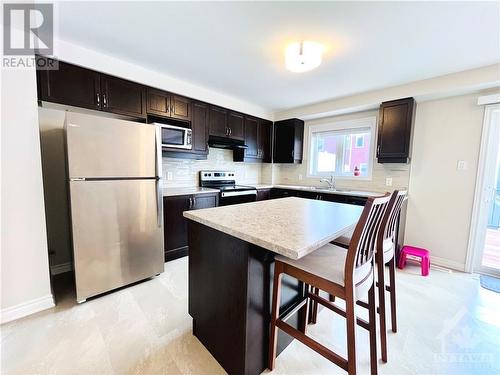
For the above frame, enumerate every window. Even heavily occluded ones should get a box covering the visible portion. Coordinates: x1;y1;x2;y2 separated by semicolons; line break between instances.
308;117;375;179
355;135;365;148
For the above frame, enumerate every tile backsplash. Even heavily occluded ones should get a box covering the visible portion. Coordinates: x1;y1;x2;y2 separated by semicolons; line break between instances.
162;148;264;187
272;162;410;192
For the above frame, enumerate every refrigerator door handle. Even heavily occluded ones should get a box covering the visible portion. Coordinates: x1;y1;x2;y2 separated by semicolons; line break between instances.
155;126;163;228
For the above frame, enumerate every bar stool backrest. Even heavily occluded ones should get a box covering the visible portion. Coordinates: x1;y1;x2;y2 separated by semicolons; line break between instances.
381;190;408;243
344;193;391;288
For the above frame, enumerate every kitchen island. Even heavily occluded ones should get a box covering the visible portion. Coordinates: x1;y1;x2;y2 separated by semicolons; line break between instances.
184;197;364;375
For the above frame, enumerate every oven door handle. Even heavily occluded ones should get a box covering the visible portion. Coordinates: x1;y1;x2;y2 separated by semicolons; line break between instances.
221;190;257;198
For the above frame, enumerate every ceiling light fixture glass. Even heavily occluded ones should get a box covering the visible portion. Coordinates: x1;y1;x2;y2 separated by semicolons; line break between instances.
285;41;324;73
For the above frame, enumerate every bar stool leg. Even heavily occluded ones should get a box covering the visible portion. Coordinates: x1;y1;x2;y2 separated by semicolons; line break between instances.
311;287;320;324
389;256;397;333
345;293;357;375
376;258;388;362
268;262;284;370
368;281;378;375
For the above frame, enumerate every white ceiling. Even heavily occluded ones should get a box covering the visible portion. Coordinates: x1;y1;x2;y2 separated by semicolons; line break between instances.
57;1;500;112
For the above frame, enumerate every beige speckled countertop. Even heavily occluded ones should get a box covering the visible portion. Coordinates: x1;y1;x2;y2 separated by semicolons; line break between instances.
162;187;219;197
183;197;363;259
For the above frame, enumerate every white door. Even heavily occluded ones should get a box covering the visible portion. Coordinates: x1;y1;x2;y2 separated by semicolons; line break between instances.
470;104;500;277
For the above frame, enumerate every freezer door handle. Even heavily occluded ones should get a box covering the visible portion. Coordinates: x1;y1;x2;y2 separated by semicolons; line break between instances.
155;126;163;228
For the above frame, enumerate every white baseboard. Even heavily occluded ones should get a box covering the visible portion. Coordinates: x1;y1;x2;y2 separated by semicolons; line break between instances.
1;294;55;324
430;255;466;272
50;262;72;275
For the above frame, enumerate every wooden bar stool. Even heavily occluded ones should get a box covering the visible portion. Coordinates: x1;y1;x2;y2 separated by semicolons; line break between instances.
268;193;391;375
330;190;408;363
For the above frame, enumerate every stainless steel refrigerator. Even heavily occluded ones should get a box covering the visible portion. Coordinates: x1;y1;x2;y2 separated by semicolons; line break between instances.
65;112;164;302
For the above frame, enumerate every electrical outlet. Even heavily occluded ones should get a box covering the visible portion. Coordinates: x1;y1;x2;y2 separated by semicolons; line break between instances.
298;174;303;181
386;177;393;187
457;160;467;171
167;171;173;181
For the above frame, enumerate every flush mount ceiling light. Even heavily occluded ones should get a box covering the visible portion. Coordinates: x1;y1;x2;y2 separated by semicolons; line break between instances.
285;41;324;73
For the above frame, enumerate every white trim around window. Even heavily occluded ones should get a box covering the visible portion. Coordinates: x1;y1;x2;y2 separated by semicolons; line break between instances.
306;116;377;180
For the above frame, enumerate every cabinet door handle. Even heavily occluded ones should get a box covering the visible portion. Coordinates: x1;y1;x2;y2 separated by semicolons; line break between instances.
377;145;380;156
193;197;196;207
96;93;100;107
103;93;107;108
189;197;193;209
229;128;232;136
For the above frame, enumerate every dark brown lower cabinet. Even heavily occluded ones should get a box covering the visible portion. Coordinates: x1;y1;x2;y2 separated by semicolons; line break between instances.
163;192;218;261
256;189;271;201
269;188;368;206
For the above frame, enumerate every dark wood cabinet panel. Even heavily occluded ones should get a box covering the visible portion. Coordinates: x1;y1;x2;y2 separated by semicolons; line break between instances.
377;97;415;163
164;195;191;261
192;101;209;155
192;194;218;209
256;189;271;201
228;111;244;140
269;188;368;207
37;58;100;110
273;119;304;163
260;119;273;163
170;95;191;121
147;90;191;122
101;75;146;118
164;192;218;261
270;188;300;199
244;116;259;158
147;89;170;116
209;106;228;137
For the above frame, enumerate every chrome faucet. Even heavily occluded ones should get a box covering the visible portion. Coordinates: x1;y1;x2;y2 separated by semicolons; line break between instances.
320;175;335;190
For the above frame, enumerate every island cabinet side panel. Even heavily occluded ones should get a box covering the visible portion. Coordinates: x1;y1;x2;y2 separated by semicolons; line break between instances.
187;221;247;375
187;221;304;375
245;247;304;375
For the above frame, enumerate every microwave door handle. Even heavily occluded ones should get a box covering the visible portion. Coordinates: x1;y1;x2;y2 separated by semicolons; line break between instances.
155;126;163;228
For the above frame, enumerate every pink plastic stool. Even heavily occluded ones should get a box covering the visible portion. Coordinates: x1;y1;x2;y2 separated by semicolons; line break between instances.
398;246;430;276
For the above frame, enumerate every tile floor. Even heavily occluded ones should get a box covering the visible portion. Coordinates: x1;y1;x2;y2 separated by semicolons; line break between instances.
2;258;500;375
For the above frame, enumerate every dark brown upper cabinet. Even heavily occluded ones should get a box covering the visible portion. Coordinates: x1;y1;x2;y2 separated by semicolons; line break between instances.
36;57;146;119
377;97;415;163
208;105;229;138
260;119;273;163
170;95;191;121
235;117;273;163
101;75;146;118
227;111;244;140
146;89;191;122
273;118;304;163
244;116;259;158
208;106;245;140
37;58;101;110
191;101;209;155
147;88;169;116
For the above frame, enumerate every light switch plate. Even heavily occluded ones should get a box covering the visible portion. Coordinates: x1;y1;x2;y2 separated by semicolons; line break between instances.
457;160;467;171
386;177;393;187
167;171;173;181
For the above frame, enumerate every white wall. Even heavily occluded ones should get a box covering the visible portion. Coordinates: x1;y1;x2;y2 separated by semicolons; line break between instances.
405;94;486;270
275;64;500;121
1;66;54;323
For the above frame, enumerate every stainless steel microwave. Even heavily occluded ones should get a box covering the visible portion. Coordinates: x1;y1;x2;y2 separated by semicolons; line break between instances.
155;123;192;150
